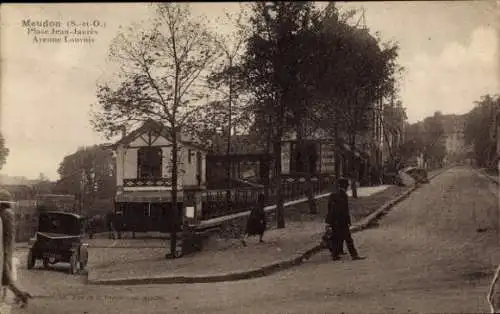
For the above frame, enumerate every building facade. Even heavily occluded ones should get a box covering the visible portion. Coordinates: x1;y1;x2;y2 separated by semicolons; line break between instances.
280;128;372;185
112;120;208;232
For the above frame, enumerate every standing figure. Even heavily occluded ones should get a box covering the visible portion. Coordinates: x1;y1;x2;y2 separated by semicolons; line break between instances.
241;194;267;246
114;211;124;239
0;189;31;307
105;211;115;239
325;178;365;261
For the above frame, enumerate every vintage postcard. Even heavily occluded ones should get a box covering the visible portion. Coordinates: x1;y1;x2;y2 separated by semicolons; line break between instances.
0;2;499;313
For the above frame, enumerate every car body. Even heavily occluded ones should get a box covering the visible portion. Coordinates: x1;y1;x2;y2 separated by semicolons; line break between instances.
27;211;89;274
401;166;430;184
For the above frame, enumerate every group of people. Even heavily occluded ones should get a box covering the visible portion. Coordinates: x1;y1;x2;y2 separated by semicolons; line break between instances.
240;178;365;261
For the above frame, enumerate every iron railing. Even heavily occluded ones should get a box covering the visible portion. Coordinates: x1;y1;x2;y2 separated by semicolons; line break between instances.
201;174;335;220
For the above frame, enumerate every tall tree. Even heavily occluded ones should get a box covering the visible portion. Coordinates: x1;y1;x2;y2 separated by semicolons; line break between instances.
90;3;219;258
240;1;317;228
311;3;401;190
55;145;115;214
195;8;251;208
0;132;9;170
464;94;500;167
422;111;446;168
399;121;426;165
382;97;407;171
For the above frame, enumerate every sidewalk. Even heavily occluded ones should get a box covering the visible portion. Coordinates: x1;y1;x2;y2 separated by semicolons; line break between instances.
15;185;393;250
88;220;323;284
479;168;499;184
87;167;450;285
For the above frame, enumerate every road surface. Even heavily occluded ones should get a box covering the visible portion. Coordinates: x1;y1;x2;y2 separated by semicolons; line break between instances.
11;166;500;313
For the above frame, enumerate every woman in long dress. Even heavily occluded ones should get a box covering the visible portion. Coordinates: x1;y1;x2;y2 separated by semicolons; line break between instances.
0;189;31;307
241;194;267;246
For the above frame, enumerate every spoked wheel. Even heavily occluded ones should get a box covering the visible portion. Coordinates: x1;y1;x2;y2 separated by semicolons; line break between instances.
27;249;35;270
69;254;79;275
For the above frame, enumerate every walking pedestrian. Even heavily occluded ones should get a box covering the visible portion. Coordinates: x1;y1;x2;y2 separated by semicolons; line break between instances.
325;178;365;261
241;194;267;247
0;189;31;308
323;184;346;256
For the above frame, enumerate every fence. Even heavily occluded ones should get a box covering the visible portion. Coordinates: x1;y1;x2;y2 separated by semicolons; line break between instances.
201;174;335;220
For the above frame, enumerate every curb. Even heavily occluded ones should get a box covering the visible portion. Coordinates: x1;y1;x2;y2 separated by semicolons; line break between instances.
478;169;499;185
87;167;451;286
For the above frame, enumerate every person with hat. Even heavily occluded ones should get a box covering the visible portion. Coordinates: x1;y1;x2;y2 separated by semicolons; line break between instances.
325;178;365;261
0;188;31;307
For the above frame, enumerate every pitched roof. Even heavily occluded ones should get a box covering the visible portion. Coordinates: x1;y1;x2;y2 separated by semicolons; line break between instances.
112;119;208;151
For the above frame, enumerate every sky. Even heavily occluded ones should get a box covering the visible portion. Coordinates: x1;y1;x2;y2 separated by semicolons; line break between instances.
0;2;498;181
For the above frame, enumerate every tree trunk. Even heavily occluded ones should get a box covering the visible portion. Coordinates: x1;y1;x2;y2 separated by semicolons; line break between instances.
225;57;233;213
350;135;358;199
264;130;271;202
334;102;341;179
297;124;316;214
169;130;180;259
273;139;285;229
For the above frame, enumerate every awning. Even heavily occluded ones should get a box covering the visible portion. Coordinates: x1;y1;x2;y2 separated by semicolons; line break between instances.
115;191;183;203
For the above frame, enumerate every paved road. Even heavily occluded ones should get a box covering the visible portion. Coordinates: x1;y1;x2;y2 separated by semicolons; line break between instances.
11;166;500;314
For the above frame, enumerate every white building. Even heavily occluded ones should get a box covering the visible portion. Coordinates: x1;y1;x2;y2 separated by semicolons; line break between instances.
112;119;207;232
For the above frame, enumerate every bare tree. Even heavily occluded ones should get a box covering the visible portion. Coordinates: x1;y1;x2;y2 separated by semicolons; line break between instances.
90;3;219;258
206;8;250;208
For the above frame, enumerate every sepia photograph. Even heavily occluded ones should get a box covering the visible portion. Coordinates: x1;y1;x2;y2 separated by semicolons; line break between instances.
0;1;499;313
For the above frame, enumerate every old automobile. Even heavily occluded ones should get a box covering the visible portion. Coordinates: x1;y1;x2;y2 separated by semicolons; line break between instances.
27;211;89;274
401;166;430;184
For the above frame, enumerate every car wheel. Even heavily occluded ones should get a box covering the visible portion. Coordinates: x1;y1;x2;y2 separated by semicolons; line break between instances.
27;249;35;270
69;254;79;275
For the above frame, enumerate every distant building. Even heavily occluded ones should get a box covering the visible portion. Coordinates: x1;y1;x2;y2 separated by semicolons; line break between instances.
441;114;470;164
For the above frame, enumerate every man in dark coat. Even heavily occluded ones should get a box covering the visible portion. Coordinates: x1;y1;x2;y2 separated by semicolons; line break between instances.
325;178;365;261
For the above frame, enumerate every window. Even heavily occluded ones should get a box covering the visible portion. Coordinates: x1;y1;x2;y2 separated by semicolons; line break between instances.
137;147;162;178
188;149;192;164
